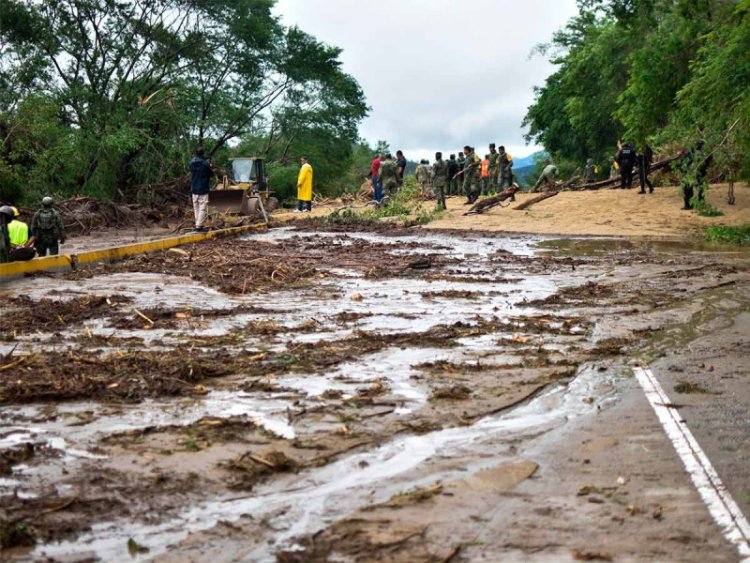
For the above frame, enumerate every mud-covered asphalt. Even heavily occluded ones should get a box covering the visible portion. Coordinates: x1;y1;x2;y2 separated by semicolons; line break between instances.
1;225;749;562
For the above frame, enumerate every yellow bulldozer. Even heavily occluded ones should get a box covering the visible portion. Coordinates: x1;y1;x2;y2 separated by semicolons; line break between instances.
209;157;278;222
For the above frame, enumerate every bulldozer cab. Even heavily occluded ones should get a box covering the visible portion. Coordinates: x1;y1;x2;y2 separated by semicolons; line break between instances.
209;157;272;216
231;158;266;187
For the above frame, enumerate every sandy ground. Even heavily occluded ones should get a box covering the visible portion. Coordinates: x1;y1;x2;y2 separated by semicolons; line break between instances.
428;183;750;238
273;183;750;240
55;183;749;256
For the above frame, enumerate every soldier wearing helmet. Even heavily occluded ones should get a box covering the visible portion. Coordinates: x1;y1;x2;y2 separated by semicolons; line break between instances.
31;197;66;256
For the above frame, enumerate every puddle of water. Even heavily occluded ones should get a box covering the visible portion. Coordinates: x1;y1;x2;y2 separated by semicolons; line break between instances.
252;228;547;259
3;273;246;310
0;390;295;459
35;364;621;562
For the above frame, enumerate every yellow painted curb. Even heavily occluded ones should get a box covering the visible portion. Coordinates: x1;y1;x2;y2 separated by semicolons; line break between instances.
0;223;267;280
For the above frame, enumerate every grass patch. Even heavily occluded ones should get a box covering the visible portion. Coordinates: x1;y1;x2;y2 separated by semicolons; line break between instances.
706;225;750;245
674;381;716;395
324;176;444;227
693;200;724;217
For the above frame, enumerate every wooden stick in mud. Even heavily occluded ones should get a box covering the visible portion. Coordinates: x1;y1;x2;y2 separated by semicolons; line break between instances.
132;308;155;326
513;191;560;211
464;186;520;216
246;453;277;469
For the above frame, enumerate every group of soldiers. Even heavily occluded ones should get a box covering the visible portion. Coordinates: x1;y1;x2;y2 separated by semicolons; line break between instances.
374;143;516;209
0;197;66;264
532;142;655;194
537;139;712;211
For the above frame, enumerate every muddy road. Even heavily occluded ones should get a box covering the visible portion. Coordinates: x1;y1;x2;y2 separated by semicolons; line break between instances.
1;226;749;562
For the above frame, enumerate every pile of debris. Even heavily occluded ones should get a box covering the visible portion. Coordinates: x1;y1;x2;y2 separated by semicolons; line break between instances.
56;197;166;236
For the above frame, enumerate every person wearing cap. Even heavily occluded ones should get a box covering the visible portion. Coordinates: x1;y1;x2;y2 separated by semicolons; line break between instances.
488;144;499;191
7;207;35;261
8;207;29;247
295;156;313;213
31;197;66;256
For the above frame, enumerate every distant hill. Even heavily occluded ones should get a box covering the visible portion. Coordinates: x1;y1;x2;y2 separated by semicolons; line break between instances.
514;165;536;187
513;150;547;169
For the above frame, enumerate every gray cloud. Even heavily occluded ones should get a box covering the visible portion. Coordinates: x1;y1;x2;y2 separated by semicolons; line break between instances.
274;0;577;160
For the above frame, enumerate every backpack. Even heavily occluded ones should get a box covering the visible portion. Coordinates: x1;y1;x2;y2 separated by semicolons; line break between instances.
36;209;56;231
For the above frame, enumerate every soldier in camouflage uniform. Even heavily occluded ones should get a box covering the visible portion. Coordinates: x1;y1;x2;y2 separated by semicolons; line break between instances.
378;154;399;200
0;206;13;263
584;158;597;184
415;160;434;198
446;155;459;196
459;146;481;204
497;146;516;201
31;197;66;256
681;139;712;210
488;143;499;191
432;152;448;209
457;151;466;194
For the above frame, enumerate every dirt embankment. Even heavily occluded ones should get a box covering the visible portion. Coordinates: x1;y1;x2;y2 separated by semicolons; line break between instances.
432;184;750;237
277;183;750;239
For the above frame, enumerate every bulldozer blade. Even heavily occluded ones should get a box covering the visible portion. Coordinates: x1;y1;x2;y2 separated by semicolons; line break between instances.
208;190;250;215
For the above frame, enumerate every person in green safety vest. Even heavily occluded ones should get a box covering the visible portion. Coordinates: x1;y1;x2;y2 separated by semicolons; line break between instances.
8;207;36;261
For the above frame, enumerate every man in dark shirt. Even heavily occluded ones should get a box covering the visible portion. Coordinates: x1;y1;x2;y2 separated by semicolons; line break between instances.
396;150;407;188
616;142;637;189
447;155;459;195
189;146;214;232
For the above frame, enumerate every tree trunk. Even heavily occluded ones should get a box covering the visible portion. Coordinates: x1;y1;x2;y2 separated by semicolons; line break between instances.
513;191;559;211
464;186;520;216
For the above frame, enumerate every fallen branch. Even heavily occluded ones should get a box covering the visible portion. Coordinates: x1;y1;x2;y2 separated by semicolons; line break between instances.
513;191;559;211
132;308;155;326
39;496;79;516
464;186;520;216
0;358;25;373
244;453;277;469
569;154;683;191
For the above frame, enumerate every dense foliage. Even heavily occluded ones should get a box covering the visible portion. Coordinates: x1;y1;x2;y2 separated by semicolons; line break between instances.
524;0;750;181
0;0;368;204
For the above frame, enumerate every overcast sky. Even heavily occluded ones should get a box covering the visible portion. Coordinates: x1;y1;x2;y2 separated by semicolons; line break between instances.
274;0;577;162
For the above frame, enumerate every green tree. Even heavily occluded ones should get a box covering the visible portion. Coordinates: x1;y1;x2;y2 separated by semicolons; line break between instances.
0;0;367;203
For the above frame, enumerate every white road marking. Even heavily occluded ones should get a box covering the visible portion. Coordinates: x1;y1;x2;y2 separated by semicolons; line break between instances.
634;367;750;560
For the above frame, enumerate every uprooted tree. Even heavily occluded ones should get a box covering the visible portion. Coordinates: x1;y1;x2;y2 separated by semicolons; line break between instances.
0;0;368;204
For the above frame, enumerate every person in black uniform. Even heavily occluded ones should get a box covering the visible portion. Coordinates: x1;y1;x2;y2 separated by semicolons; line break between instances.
616;142;637;189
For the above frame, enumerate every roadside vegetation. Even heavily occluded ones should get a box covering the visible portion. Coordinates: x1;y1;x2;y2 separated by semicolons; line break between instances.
325;176;445;227
524;0;750;185
706;225;750;246
0;0;369;206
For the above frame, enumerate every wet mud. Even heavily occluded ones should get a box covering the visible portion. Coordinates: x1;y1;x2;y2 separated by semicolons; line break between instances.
1;226;749;561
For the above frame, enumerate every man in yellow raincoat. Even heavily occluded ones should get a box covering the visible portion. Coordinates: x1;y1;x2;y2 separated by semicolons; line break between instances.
295;156;313;213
